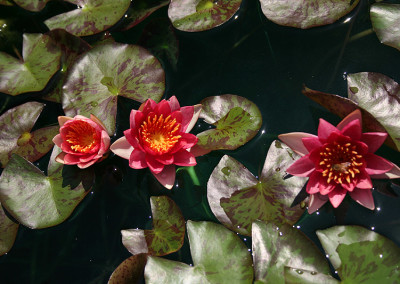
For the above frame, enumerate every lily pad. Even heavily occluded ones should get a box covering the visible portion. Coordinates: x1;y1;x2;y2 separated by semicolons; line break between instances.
44;0;131;37
0;33;61;96
62;42;165;134
0;147;94;229
252;221;330;283
371;3;400;51
121;196;185;257
195;94;262;155
207;140;307;236
168;0;242;32
0;0;13;6
0;201;19;256
0;102;58;168
144;221;254;283
259;0;360;29
13;0;50;11
284;267;339;284
108;254;147;284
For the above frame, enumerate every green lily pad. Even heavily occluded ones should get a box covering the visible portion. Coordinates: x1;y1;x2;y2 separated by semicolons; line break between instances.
0;0;13;6
121;196;185;257
284;267;339;284
347;72;400;151
168;0;242;32
207;140;307;236
44;0;131;37
0;33;61;96
13;0;50;11
108;254;147;284
371;3;400;51
62;42;165;134
195;94;262;155
0;147;94;229
0;102;58;168
259;0;360;29
121;0;170;31
144;221;254;283
252;221;331;283
0;201;19;256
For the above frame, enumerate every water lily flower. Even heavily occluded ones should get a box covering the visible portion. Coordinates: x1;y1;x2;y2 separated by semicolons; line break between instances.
53;114;110;169
110;96;202;189
279;110;400;213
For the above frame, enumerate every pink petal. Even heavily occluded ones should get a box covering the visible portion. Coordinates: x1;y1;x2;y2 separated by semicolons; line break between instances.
58;116;73;127
328;187;347;208
90;114;108;133
55;151;66;164
308;193;328;214
349;188;375;210
170;111;183;126
98;130;110;155
171;133;198;153
318;119;338;141
361;132;387;153
364;153;393;175
302;136;322;153
78;153;97;163
371;162;400;179
152;165;176;189
184;104;202;133
306;172;323;194
129;149;148;169
154;100;171;117
173;150;197;167
139;99;156;113
355;171;373;189
77;159;97;169
319;180;336;195
129;109;140;130
278;132;317;156
110;137;133;160
155;153;174;165
336;109;362;131
286;155;315;177
146;155;165;174
52;134;63;148
188;144;211;157
341;181;356;192
340;119;361;141
63;153;80;164
167;96;180;112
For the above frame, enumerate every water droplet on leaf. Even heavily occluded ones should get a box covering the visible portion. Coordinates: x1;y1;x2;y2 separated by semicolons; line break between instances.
221;166;231;176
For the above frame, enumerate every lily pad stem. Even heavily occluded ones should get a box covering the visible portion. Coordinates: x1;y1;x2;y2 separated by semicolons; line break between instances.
186;166;200;186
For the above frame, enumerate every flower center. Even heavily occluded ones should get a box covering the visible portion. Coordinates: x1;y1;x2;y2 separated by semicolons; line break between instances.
140;114;181;154
319;141;363;185
65;121;99;153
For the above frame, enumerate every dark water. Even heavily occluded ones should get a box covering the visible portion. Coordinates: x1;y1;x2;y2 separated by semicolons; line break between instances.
1;0;400;283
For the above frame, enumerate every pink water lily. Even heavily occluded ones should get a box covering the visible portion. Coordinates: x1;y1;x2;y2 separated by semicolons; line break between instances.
110;96;202;189
53;114;110;169
279;110;400;213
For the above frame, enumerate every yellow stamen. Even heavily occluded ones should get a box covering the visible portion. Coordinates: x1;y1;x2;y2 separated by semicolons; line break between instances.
65;120;99;153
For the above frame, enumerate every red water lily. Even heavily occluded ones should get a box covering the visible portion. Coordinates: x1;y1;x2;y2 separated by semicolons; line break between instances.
279;110;400;213
110;96;202;189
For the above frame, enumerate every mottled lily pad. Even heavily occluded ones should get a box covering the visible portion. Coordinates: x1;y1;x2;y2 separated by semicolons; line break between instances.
284;267;339;284
260;0;360;29
0;33;61;96
44;0;131;37
0;201;19;256
0;0;13;6
13;0;50;11
121;196;185;257
195;95;262;155
0;102;58;168
252;221;330;283
108;254;147;284
168;0;242;32
62;42;165;134
207;140;307;236
144;221;254;283
0;147;94;229
371;3;400;51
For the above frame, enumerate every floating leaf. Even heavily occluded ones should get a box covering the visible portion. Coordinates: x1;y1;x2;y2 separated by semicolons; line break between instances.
168;0;242;32
121;196;185;257
371;3;400;51
108;254;147;284
260;0;360;29
144;221;254;283
13;0;50;11
347;72;400;151
44;0;130;37
284;267;339;284
195;95;262;155
62;42;165;134
207;140;306;236
0;102;57;168
0;202;19;256
0;33;61;95
0;0;13;6
121;0;170;30
252;221;330;283
0;147;94;229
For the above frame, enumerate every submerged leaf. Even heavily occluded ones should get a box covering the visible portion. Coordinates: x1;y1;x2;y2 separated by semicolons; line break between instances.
0;202;19;256
13;0;50;11
371;3;400;51
108;254;147;284
121;0;170;30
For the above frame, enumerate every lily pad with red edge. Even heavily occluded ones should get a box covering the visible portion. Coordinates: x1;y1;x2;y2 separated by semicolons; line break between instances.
259;0;360;29
347;72;400;151
317;226;400;282
371;3;400;52
194;95;262;155
108;254;147;284
284;267;339;284
207;140;307;236
0;33;61;96
62;42;165;135
44;0;131;37
144;221;254;283
120;0;170;31
252;221;331;283
121;196;185;257
0;147;94;229
168;0;242;32
0;201;19;256
0;102;58;168
13;0;50;12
